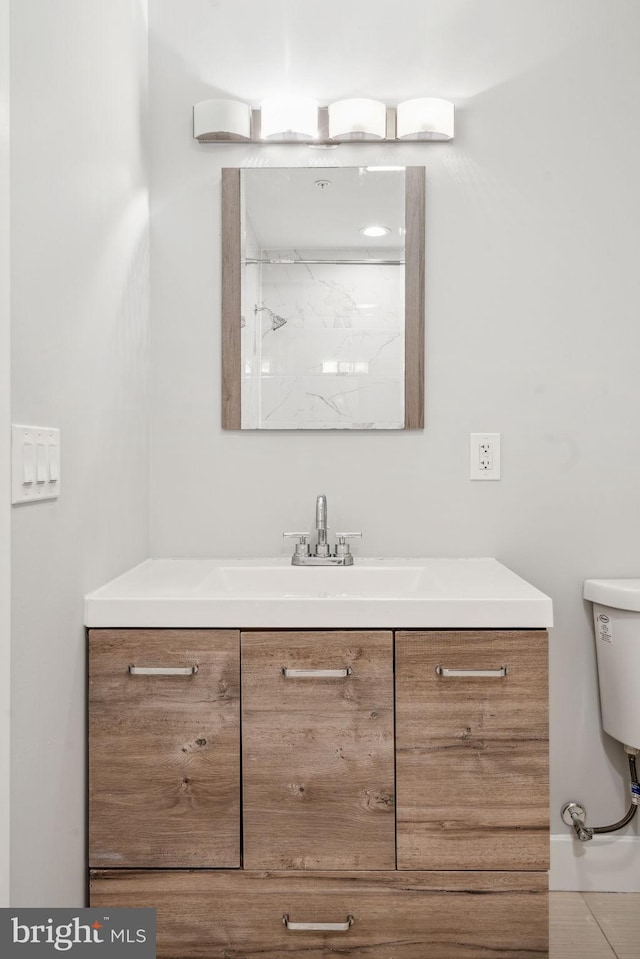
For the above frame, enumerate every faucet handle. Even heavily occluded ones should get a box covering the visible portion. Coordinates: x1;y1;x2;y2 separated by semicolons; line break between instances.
335;532;362;557
283;532;310;557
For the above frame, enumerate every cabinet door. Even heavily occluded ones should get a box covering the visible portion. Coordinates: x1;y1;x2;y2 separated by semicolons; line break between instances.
90;868;548;959
242;630;395;870
396;630;549;870
89;629;240;868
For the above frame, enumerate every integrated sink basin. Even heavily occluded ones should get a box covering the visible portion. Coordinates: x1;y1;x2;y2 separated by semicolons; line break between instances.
201;564;426;598
85;557;553;629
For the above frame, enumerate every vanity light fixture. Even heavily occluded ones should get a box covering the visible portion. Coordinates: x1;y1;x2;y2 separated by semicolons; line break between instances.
396;97;454;141
192;98;252;142
259;95;319;141
194;96;454;143
328;98;387;141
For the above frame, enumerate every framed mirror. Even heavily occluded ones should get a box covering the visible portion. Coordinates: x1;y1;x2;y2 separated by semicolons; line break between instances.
222;166;424;430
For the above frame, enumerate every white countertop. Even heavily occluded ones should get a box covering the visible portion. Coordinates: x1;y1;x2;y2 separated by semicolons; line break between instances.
85;557;553;630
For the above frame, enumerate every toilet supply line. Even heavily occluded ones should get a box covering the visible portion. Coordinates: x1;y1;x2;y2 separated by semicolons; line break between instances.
561;745;639;842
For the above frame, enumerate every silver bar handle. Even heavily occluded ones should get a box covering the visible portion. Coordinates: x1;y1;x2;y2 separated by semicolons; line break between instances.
283;532;310;558
281;666;352;678
335;532;362;558
282;914;354;932
128;665;199;676
435;665;507;678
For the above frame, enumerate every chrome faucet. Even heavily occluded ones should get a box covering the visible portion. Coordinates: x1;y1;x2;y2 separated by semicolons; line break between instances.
315;494;329;558
283;494;361;566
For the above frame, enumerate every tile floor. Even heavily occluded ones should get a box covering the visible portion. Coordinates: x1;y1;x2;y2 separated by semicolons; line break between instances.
550;892;640;958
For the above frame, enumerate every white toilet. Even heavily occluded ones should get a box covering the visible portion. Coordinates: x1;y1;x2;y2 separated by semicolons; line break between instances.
583;578;640;750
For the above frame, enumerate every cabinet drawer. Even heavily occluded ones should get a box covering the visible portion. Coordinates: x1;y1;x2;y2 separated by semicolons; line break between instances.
90;868;548;958
396;630;549;870
241;631;395;870
89;629;240;868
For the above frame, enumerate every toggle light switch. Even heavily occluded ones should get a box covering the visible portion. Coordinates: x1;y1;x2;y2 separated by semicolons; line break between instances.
22;443;35;485
36;444;47;483
48;445;59;482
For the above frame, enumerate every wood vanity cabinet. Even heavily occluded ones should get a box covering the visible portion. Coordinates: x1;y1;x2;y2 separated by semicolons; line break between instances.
89;627;549;958
89;629;240;868
241;630;395;870
396;630;549;871
90;869;548;959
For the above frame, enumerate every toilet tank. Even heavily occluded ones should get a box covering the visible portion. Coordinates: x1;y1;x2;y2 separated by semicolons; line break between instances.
584;579;640;750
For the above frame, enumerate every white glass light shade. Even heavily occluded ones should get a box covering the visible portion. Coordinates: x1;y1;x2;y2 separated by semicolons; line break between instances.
260;96;319;141
396;97;454;141
193;98;252;141
328;98;387;141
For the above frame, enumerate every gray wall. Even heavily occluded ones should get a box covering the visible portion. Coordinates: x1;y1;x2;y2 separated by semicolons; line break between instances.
10;0;150;905
148;0;640;882
0;0;11;907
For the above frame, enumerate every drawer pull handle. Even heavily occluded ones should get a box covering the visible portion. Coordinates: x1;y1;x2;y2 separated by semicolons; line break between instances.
281;666;352;679
128;665;199;676
282;914;354;932
435;665;508;678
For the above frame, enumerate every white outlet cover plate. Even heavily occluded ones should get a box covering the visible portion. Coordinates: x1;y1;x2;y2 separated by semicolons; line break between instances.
470;432;501;481
12;425;61;504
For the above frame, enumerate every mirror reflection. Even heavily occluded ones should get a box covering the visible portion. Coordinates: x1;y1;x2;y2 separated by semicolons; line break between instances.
221;166;424;431
240;167;406;430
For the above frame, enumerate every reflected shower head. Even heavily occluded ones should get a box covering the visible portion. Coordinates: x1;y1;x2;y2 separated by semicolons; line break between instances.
254;305;288;331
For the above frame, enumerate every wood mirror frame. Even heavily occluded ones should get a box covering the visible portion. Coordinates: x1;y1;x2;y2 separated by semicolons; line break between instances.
221;166;425;430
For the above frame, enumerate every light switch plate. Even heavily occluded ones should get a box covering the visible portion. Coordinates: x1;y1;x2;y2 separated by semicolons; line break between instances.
12;425;61;504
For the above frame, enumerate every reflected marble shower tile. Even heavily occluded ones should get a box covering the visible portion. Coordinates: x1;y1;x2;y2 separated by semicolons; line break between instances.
259;327;405;381
351;331;405;376
260;262;404;332
242;256;408;428
258;374;404;429
260;327;352;376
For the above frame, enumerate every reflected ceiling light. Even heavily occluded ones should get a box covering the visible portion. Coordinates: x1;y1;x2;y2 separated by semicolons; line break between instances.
193;98;252;141
260;96;319;141
396;97;454;141
328;98;387;141
360;225;391;238
364;165;406;172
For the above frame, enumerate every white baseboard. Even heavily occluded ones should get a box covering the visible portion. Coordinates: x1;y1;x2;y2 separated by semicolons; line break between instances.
551;834;640;892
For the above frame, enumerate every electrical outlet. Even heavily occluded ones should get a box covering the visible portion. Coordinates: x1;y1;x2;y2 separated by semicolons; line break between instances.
470;433;500;481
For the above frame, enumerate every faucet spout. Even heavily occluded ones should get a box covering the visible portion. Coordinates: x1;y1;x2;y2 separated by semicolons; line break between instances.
316;494;327;531
315;494;329;556
284;494;360;565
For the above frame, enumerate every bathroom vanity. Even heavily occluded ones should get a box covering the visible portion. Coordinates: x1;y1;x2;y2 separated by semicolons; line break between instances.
86;558;552;958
